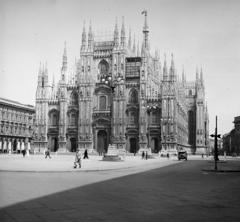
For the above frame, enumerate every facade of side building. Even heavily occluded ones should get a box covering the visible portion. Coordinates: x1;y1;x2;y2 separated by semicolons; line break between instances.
222;116;240;155
0;97;35;153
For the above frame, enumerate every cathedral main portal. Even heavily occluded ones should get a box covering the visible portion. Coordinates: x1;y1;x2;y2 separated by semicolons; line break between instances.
130;138;137;153
70;138;77;152
97;130;108;154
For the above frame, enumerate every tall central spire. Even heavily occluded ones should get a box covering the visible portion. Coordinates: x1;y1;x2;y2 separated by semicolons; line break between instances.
81;21;86;51
114;17;119;47
128;28;132;49
88;20;93;50
142;10;149;51
61;41;67;81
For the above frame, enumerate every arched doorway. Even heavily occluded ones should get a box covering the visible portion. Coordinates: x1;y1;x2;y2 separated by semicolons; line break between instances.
130;138;137;153
50;137;58;152
70;138;77;152
151;137;159;153
97;130;108;154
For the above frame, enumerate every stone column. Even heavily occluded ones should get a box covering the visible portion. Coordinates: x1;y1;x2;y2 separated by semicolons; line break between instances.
17;139;20;153
8;140;12;154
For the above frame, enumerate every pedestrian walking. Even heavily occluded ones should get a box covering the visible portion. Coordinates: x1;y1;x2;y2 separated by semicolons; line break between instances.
45;148;51;159
83;149;89;159
167;153;169;159
22;149;26;157
145;151;148;160
142;151;145;159
74;148;82;168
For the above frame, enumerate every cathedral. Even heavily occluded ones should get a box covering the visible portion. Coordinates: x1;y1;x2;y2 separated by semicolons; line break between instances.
34;12;209;154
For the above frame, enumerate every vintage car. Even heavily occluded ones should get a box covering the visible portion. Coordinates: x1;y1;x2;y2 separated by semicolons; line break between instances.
178;150;188;160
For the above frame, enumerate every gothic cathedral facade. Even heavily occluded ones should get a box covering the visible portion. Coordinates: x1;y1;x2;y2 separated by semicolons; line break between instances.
34;13;209;154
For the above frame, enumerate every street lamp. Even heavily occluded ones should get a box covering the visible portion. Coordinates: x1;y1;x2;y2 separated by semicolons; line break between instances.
210;116;221;170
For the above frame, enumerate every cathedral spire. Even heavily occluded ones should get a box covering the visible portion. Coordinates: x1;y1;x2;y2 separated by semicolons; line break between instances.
169;53;176;81
141;41;145;57
132;34;136;54
163;53;168;81
128;28;132;50
170;53;175;69
155;49;159;60
45;61;48;75
88;20;93;50
182;66;186;83
120;16;126;48
113;17;119;47
37;62;42;87
137;40;140;56
81;21;87;51
52;74;55;88
200;67;204;84
61;41;67;81
196;67;199;81
38;62;42;76
142;10;149;52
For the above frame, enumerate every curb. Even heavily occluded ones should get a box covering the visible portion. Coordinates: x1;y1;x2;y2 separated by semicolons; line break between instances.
202;169;240;173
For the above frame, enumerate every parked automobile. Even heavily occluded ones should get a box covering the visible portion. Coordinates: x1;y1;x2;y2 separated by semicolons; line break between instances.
178;151;188;160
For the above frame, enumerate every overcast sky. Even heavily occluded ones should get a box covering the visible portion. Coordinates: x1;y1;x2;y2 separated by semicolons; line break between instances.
0;0;240;135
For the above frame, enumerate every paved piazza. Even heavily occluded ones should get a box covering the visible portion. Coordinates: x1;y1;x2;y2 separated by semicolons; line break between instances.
0;153;179;172
0;157;239;222
0;154;180;208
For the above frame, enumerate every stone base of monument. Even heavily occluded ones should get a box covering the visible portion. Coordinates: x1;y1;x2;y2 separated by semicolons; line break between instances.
102;144;123;161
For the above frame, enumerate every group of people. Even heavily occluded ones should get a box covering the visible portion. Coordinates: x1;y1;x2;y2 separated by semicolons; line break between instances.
74;149;89;168
44;147;89;169
141;151;148;160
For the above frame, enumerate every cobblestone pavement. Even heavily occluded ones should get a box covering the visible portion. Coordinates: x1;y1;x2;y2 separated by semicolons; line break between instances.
0;159;240;222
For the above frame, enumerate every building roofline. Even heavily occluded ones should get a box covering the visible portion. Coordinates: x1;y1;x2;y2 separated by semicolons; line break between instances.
0;97;35;112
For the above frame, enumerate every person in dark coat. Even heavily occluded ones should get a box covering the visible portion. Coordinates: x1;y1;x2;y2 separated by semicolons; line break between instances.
142;151;145;159
83;149;89;159
22;149;26;157
45;148;51;159
145;151;148;160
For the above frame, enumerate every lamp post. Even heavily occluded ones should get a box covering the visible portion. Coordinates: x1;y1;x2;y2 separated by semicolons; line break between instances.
210;116;221;170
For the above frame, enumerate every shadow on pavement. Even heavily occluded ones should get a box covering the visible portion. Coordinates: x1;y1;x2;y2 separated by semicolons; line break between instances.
1;160;240;222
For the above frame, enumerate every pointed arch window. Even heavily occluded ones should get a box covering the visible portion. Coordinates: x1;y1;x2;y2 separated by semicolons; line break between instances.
99;96;107;110
49;110;59;126
70;113;77;125
129;89;138;104
98;60;109;76
70;91;78;106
